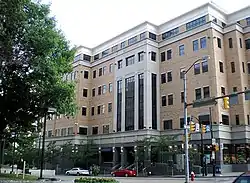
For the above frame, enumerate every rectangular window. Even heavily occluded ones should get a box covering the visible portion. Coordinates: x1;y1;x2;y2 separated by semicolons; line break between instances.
118;60;122;69
246;39;250;50
163;120;173;130
193;39;199;51
167;49;172;60
248;63;250;74
200;37;207;49
222;114;229;125
128;36;137;45
92;127;98;135
161;52;166;62
102;85;106;94
162;27;179;40
103;125;109;134
167;71;172;82
84;71;89;79
102;49;109;57
203;86;210;98
94;54;99;60
168;94;173;105
217;38;222;48
91;107;95;116
202;60;208;73
138;74;144;129
161;73;166;84
103;66;106;75
79;127;87;135
82;107;87;116
180;117;191;128
83;54;91;61
239;38;242;48
179;45;185;56
112;45;118;52
121;41;126;48
235;115;240;125
219;62;224;73
231;62;236;73
151;52;156;61
109;64;113;73
180;69;185;79
109;83;113;93
186;16;206;30
229;38;233;48
68;127;73;135
162;96;166;106
247;115;250;125
242;62;245;73
247;17;250;26
152;73;157;130
140;32;146;40
194;63;200;75
99;68;102;76
125;76;135;131
83;89;88;97
126;55;135;66
98;86;102;95
93;70;96;78
108;103;112;112
97;105;101;115
92;88;95;97
181;92;184;103
195;88;202;100
233;87;237;92
149;32;157;40
221;87;225;95
117;80;122;132
138;52;144;62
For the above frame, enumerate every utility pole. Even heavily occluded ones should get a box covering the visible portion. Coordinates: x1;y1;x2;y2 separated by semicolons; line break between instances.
209;107;216;177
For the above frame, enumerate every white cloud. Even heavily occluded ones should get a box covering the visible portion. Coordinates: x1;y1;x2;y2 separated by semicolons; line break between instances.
42;0;250;48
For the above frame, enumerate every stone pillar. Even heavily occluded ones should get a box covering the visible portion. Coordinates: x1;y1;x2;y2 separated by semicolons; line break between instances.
121;77;126;132
98;147;102;166
134;73;139;130
144;71;152;129
112;147;119;166
120;146;128;168
121;146;124;168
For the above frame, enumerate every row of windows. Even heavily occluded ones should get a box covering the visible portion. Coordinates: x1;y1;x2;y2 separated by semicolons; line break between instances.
81;103;112;116
47;127;74;137
161;86;210;106
63;70;89;81
93;64;113;79
90;83;113;97
74;54;91;62
219;61;250;74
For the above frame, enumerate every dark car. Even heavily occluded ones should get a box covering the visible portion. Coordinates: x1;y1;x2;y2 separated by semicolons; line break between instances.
233;172;250;183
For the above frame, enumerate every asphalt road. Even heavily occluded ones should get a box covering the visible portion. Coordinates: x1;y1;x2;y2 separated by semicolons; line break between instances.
57;175;236;183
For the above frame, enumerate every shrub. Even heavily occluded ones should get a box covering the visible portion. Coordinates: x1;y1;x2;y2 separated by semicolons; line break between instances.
92;165;100;176
75;177;118;183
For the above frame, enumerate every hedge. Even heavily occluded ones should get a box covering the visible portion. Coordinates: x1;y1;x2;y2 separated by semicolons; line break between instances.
75;177;118;183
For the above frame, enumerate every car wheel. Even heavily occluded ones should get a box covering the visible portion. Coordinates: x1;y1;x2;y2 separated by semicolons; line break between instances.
125;173;128;177
66;172;70;175
77;172;80;176
112;173;116;177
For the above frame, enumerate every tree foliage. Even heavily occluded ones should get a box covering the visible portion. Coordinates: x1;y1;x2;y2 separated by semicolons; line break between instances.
0;0;76;135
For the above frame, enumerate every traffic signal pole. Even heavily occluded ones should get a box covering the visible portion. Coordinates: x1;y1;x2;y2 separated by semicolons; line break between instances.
209;107;216;177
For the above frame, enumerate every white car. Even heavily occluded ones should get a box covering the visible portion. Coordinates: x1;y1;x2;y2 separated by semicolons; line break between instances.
65;168;90;176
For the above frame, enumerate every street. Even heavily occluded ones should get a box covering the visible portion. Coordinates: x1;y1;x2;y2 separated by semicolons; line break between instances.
56;175;235;183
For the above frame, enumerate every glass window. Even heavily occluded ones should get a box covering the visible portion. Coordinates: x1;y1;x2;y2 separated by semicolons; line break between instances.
179;45;185;56
221;87;225;95
103;125;109;134
81;107;87;116
138;52;144;62
193;40;199;51
149;32;157;40
217;38;222;48
140;32;146;40
233;87;237;92
246;17;250;26
109;83;113;93
168;94;173;105
247;63;250;74
102;49;109;57
242;62;245;73
128;36;137;45
200;37;207;49
121;41;126;48
161;96;166;106
151;52;156;61
203;86;210;98
195;88;202;100
109;64;113;73
229;38;233;48
126;55;135;66
92;127;98;135
91;107;95;116
194;63;200;75
83;89;88;97
92;88;95;97
102;85;106;94
98;86;101;95
163;120;173;130
125;76;135;131
83;54;91;61
167;49;172;60
93;70;96;78
108;103;112;112
231;62;236;73
99;68;102;76
161;73;166;84
222;114;229;125
162;27;179;40
202;60;208;73
94;54;99;60
97;105;101;114
161;52;166;62
167;71;172;82
219;62;224;73
181;92;184;103
118;60;122;69
186;16;206;31
239;38;242;48
235;115;240;125
79;127;87;135
112;45;118;52
84;71;89;79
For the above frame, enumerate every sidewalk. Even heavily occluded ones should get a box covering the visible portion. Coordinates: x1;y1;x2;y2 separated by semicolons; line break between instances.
172;172;243;178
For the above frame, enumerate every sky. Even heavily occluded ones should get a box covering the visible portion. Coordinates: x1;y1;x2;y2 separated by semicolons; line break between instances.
41;0;250;48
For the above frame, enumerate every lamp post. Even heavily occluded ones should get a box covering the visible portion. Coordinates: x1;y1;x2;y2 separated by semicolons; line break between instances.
39;107;57;179
183;56;209;183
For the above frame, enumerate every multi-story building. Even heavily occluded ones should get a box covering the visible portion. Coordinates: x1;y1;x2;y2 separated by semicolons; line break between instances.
45;2;250;171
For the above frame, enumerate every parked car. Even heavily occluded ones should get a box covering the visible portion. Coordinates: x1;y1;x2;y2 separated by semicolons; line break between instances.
65;168;90;176
232;172;250;183
111;168;137;177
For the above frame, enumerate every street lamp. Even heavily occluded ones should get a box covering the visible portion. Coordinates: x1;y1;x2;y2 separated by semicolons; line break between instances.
39;107;57;179
182;55;210;183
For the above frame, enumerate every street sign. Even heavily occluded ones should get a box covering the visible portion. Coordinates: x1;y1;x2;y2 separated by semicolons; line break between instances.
195;123;200;132
212;138;216;145
204;154;210;164
229;94;238;105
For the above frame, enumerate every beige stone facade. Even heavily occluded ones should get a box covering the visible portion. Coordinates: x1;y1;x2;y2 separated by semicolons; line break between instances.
44;2;250;148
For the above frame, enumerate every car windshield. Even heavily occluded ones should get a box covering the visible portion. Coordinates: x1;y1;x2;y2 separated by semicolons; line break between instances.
234;176;250;183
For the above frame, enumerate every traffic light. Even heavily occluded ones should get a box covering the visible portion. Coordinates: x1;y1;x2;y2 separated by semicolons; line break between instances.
202;125;206;133
223;97;230;109
190;122;195;132
211;144;219;151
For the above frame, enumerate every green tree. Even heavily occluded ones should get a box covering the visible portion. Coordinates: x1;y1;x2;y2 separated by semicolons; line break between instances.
0;0;76;137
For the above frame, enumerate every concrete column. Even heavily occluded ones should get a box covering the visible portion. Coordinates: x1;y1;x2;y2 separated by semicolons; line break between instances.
121;146;124;168
121;77;126;132
113;78;118;132
144;70;152;129
112;147;119;166
134;73;139;130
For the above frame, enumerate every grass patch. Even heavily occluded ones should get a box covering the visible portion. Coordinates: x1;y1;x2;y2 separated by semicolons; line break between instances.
0;173;38;180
